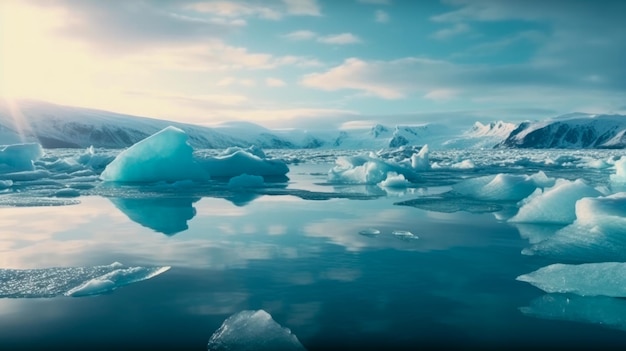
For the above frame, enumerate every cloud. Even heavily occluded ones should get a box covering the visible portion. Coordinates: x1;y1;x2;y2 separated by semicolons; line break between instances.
282;30;318;41
266;78;287;87
217;77;257;87
423;89;458;101
282;31;362;45
375;10;390;23
282;0;321;16
186;1;283;20
431;23;470;39
317;33;362;44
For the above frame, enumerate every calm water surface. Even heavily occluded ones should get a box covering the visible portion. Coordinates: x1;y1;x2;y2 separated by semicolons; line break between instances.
1;161;626;350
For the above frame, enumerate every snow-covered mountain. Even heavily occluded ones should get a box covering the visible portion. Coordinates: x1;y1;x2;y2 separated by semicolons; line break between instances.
497;113;626;149
443;121;517;149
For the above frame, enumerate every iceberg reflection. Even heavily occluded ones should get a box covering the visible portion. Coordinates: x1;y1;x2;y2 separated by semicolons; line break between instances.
109;196;200;235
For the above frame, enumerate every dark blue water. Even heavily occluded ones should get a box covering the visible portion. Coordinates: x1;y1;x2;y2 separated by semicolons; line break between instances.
2;163;626;350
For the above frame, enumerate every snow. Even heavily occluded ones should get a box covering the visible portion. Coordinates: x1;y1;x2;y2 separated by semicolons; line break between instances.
509;179;602;224
0;143;43;172
207;310;306;351
0;262;170;298
101;126;208;183
452;171;554;201
517;262;626;297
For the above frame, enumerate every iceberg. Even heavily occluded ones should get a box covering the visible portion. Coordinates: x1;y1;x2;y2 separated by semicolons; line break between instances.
207;310;306;351
197;148;289;179
410;144;430;170
0;262;170;298
378;172;410;188
509;179;602;224
101;126;208;183
517;262;626;297
328;153;418;185
0;143;43;173
452;171;554;201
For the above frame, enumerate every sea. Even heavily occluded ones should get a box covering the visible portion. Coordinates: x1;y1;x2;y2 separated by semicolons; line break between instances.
1;148;626;350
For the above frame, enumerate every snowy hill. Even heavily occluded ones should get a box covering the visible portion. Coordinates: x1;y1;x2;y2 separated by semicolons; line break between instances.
497;113;626;149
0;100;325;149
330;123;466;149
443;121;516;149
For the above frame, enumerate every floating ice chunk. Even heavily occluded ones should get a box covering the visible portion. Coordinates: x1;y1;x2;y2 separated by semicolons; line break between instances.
453;171;554;201
0;262;170;298
328;154;416;185
609;157;626;184
228;174;264;188
449;159;475;169
523;193;626;262
517;262;626;297
392;230;418;240
207;310;306;351
197;149;289;179
521;294;626;332
509;179;602;224
220;145;266;159
101;126;208;183
410;144;430;170
0;143;43;173
65;266;171;297
378;172;410;188
76;146;115;171
0;179;12;189
359;228;381;236
0;169;50;181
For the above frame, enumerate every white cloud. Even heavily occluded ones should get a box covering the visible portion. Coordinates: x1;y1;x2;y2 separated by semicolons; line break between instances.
423;89;458;101
266;77;287;87
217;77;257;87
186;1;282;20
282;0;322;16
282;30;318;41
375;10;390;23
431;23;470;39
317;33;362;45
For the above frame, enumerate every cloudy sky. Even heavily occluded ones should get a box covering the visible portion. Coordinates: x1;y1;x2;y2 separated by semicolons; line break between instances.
1;0;625;129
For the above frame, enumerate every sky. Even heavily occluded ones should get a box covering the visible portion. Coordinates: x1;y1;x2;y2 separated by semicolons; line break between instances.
1;0;625;129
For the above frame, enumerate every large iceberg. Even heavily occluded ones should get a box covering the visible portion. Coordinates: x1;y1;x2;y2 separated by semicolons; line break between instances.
0;262;170;298
509;179;602;224
101;126;208;182
517;262;626;297
0;143;43;173
207;310;306;351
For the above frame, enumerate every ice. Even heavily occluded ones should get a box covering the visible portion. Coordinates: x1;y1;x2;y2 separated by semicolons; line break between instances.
0;196;81;207
452;171;554;201
392;230;418;240
449;159;475;169
0;262;170;298
54;188;81;198
410;144;430;170
0;143;43;173
395;192;505;214
0;169;50;181
523;193;626;261
76;146;116;171
207;309;306;351
378;172;410;188
359;228;381;236
328;153;418;185
101;126;208;182
228;174;265;188
517;262;626;297
197;148;289;179
0;180;12;189
509;179;602;224
65;265;171;297
520;294;626;332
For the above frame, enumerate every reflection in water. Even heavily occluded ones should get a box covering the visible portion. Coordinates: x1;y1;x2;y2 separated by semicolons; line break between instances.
521;294;626;332
109;197;200;235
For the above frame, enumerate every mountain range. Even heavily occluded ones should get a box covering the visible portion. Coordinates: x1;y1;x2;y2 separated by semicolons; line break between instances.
1;100;625;150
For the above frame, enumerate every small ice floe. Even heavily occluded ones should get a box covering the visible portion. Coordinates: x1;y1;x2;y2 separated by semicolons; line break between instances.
207;309;306;351
358;228;381;236
392;230;418;240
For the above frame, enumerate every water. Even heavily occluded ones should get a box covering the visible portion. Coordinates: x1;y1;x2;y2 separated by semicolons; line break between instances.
1;149;626;350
